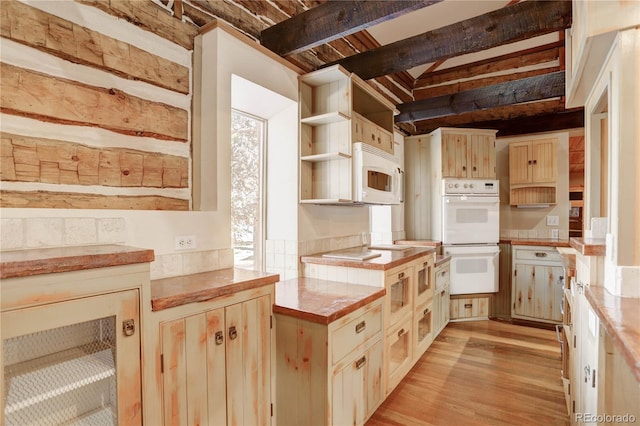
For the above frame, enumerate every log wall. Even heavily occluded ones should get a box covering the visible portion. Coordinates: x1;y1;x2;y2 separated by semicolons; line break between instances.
0;0;191;210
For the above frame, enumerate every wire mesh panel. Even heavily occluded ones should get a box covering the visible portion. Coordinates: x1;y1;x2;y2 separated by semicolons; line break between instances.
3;317;118;425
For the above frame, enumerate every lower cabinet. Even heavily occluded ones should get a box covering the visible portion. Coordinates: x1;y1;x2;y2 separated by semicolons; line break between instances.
450;295;489;320
275;299;384;426
433;260;450;335
144;283;275;426
159;295;271;426
511;246;564;323
385;314;413;394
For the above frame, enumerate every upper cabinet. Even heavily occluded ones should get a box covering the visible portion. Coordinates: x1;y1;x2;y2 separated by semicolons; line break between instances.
432;127;497;179
565;1;640;108
509;138;558;206
299;65;398;204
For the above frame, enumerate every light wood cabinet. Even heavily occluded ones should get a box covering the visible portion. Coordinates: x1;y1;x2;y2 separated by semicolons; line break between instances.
509;138;558;205
511;246;564;323
276;298;384;426
450;295;489;321
433;260;450;336
385;314;413;393
159;295;271;426
145;281;275;426
385;263;414;328
436;127;497;179
1;259;150;426
299;65;397;204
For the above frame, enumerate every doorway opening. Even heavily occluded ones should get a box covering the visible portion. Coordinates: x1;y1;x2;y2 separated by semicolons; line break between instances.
231;109;266;270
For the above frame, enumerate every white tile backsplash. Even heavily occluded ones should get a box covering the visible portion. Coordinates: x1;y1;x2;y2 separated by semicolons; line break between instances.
0;218;24;250
64;218;97;246
25;218;63;247
97;218;126;243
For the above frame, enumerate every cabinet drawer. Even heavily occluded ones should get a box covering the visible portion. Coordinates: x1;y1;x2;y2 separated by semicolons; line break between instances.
435;264;450;290
449;296;489;320
514;248;561;262
331;303;382;364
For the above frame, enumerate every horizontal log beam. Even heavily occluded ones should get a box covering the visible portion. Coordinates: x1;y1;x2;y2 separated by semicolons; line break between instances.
1;63;188;142
325;0;571;80
0;190;189;210
396;71;565;123
1;133;188;188
261;0;442;56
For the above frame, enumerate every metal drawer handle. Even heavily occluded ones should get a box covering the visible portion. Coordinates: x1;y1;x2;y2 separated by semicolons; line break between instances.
355;355;367;370
398;328;406;337
464;303;473;309
441;289;446;296
535;252;548;258
215;331;224;345
355;321;366;334
423;308;430;317
123;319;135;337
229;326;238;340
398;272;405;279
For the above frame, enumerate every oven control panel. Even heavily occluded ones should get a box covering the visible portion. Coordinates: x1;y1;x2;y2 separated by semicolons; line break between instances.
442;178;499;195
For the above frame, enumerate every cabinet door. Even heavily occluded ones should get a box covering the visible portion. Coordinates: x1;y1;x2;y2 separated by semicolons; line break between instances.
352;113;365;143
541;265;564;322
2;290;141;426
378;129;394;154
414;301;433;358
513;263;535;318
531;139;557;183
415;257;434;308
385;316;413;393
162;311;220;426
385;267;413;327
332;339;383;426
509;142;532;184
441;132;468;177
470;133;496;178
226;295;271;426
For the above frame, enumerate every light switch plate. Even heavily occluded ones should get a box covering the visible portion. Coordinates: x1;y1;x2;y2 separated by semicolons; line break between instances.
551;229;559;239
546;215;559;226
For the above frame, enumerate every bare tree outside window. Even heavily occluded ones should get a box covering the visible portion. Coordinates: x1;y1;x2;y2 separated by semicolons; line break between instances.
231;110;265;269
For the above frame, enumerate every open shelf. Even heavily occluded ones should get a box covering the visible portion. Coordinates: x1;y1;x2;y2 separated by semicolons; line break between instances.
4;344;115;414
300;111;349;126
301;152;351;162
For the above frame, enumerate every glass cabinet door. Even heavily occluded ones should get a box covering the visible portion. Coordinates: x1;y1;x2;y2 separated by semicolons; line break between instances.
2;290;141;426
415;257;434;307
414;302;433;358
386;267;413;327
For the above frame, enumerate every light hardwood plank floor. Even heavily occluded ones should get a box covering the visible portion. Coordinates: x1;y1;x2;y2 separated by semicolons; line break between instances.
367;320;569;426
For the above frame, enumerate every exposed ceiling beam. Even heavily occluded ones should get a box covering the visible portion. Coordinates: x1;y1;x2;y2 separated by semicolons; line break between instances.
324;0;571;80
260;0;443;56
395;71;565;123
457;109;584;137
413;99;567;134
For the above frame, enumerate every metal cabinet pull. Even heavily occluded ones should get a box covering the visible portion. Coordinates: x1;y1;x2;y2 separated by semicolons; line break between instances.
423;308;430;317
355;321;366;334
355;356;367;370
215;331;224;345
397;328;405;337
398;272;405;279
535;252;548;258
464;303;473;309
229;326;238;340
123;319;135;337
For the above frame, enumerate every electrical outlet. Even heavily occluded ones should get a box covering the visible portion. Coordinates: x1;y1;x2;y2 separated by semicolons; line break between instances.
175;235;196;250
551;229;559;239
546;215;559;226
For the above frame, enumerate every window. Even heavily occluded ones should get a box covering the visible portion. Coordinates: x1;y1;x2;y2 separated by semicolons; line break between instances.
231;110;265;270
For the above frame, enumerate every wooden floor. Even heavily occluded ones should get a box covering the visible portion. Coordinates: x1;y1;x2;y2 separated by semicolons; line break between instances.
367;320;570;426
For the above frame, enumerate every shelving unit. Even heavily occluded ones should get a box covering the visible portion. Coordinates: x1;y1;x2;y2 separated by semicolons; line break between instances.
509;138;558;206
299;65;398;204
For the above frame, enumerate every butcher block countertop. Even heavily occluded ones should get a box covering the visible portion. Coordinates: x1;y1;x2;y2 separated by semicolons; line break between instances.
300;246;434;270
0;244;155;279
570;237;607;256
151;268;279;311
394;239;442;248
500;238;571;247
274;277;385;325
585;285;640;382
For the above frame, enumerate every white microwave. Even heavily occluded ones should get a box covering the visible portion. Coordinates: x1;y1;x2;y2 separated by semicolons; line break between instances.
352;142;403;205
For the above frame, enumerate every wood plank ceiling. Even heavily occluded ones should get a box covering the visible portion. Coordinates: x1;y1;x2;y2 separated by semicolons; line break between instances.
159;0;582;137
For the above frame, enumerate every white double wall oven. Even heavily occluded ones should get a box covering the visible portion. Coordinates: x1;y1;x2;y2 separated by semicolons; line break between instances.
441;178;500;295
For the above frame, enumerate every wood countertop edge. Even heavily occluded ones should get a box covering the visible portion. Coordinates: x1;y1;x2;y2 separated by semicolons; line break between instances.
0;245;155;279
556;249;577;278
569;237;607;256
435;255;451;267
151;270;279;311
501;239;572;247
300;247;434;270
273;288;385;325
585;286;640;383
